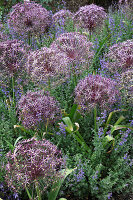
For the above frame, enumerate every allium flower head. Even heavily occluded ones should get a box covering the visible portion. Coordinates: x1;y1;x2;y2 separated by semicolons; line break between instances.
103;39;133;74
8;1;51;36
50;32;94;74
26;46;70;85
52;9;73;26
5;137;65;192
73;4;107;31
120;69;133;104
0;39;29;77
18;90;61;129
74;74;120;112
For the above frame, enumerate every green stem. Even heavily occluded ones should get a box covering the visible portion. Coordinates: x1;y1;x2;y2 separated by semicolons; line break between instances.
35;180;41;200
25;186;32;200
48;77;51;92
28;32;31;46
12;76;15;107
94;106;97;133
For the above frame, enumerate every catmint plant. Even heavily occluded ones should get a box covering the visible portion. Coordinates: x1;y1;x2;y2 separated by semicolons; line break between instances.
18;90;61;129
4;137;65;198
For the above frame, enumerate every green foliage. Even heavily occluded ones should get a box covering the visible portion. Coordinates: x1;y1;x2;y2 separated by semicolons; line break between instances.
0;2;133;200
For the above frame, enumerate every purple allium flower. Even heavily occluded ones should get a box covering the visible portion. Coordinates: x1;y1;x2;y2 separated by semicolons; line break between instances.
74;74;120;112
5;137;65;193
103;39;133;74
0;39;29;78
73;4;107;32
52;9;73;26
8;1;51;37
120;69;133;104
18;90;61;129
26;46;69;85
50;32;94;74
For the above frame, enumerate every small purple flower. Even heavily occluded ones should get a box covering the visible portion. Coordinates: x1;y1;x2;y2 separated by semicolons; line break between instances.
57;122;67;136
123;153;128;160
74;167;85;182
98;127;104;138
108;192;112;199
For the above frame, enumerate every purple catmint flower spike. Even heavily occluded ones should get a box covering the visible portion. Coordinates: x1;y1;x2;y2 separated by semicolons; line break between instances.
18;90;61;129
74;74;120;112
8;1;51;37
5;137;65;193
73;4;107;32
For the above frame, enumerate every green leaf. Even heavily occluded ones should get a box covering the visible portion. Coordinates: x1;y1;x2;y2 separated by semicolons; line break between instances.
69;104;78;120
104;109;127;134
48;168;76;200
111;125;133;135
14;136;23;147
59;198;67;200
69;104;82;122
105;135;114;142
62;117;73;131
114;115;125;125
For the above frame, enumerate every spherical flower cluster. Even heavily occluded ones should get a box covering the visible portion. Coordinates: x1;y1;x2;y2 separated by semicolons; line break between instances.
73;4;107;31
103;39;133;74
52;9;73;26
0;39;29;77
74;74;120;112
50;32;94;74
121;69;133;104
5;137;65;193
8;1;51;36
26;46;69;85
18;90;61;129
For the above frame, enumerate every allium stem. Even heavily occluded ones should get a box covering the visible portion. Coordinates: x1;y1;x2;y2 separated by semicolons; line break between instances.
25;187;32;200
35;180;41;200
48;77;51;92
94;106;97;133
12;76;15;107
28;32;31;46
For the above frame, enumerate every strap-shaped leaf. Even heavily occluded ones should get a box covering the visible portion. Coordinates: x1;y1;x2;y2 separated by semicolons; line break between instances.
111;125;133;135
48;168;76;200
62;117;73;131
